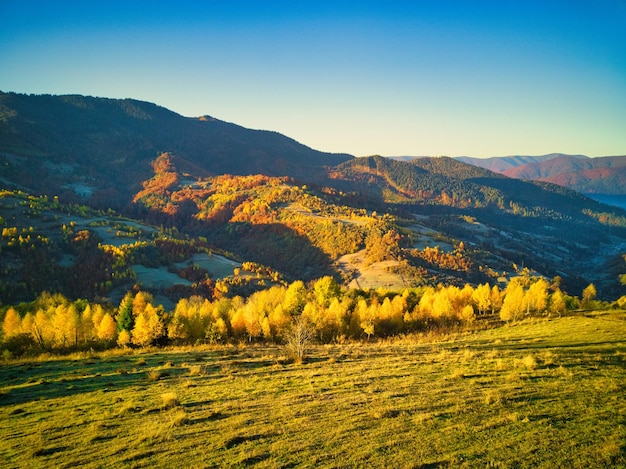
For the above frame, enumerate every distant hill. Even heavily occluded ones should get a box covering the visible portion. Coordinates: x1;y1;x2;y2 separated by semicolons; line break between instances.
456;154;626;195
502;155;626;195
456;154;589;173
0;91;352;208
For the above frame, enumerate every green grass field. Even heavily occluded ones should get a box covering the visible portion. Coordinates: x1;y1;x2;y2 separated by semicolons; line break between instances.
1;312;625;468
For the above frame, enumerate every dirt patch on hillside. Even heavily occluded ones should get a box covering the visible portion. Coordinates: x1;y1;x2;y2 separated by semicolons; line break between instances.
174;253;241;278
337;250;407;289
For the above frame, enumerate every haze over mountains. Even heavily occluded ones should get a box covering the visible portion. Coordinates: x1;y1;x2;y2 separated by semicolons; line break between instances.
457;154;626;195
1;91;625;304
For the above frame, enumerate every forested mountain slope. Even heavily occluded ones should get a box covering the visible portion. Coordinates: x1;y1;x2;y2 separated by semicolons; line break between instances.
1;92;625;304
0;91;352;209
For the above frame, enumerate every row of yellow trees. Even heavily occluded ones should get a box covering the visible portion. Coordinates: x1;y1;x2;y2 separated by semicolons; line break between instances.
2;276;606;356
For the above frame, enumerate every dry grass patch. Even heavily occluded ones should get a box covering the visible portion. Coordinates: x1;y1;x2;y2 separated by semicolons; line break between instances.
167;409;189;427
539;350;557;366
514;354;538;371
484;389;505;406
118;400;142;415
146;369;163;381
554;365;574;379
495;358;508;371
161;391;180;409
450;367;466;379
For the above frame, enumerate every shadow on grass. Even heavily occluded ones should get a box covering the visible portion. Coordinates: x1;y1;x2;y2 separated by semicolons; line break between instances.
189;410;226;425
32;445;70;457
0;348;288;407
464;338;626;354
224;433;276;449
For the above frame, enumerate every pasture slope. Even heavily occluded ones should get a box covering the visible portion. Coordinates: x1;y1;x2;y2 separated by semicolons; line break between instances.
0;311;625;468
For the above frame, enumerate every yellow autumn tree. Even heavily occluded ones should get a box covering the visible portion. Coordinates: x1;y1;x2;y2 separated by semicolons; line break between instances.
490;285;503;314
117;329;131;348
91;304;105;335
51;304;77;348
526;278;549;315
243;303;262;342
131;313;150;346
302;302;325;341
359;298;379;339
325;297;351;339
460;304;475;323
97;313;117;343
432;287;454;320
268;304;291;340
313;276;341;308
418;287;437;319
283;280;307;315
131;304;164;347
2;307;22;339
168;305;190;342
500;281;525;322
81;305;95;343
32;309;53;349
549;288;566;317
472;283;492;316
229;308;247;338
132;291;153;316
581;283;597;309
20;313;34;343
377;296;404;335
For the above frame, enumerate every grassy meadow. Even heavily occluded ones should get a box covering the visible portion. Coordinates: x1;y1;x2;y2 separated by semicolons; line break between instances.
1;311;625;468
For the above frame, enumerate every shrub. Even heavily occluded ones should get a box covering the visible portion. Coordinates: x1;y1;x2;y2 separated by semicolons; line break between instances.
168;409;189;427
147;369;163;381
521;354;538;370
187;364;206;376
1;333;37;357
161;392;180;409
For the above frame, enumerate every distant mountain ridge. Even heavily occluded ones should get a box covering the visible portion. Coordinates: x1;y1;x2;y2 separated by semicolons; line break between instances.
0;91;353;207
456;154;626;194
456;154;588;173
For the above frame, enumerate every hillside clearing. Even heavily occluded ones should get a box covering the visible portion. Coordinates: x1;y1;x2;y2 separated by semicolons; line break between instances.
173;253;241;279
1;312;624;468
337;250;407;289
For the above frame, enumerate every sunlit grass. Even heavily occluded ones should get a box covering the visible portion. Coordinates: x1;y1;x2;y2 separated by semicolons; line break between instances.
0;311;624;467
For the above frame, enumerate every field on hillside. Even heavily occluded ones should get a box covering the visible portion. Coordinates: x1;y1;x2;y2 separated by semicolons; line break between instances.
1;312;625;468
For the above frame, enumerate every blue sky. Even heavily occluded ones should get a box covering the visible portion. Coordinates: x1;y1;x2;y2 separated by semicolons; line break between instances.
1;1;625;157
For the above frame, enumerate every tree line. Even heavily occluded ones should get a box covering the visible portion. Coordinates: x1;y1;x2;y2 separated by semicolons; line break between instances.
3;276;621;358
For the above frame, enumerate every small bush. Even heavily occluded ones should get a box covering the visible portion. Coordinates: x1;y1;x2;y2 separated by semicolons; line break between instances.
540;350;557;367
147;369;163;381
181;379;195;388
450;368;465;379
169;409;189;427
484;390;504;406
1;333;37;357
187;364;206;376
161;392;180;409
521;354;537;370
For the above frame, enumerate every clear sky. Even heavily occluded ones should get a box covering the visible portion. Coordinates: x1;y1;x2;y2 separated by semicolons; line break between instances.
1;1;625;157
